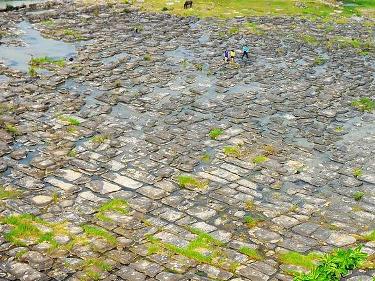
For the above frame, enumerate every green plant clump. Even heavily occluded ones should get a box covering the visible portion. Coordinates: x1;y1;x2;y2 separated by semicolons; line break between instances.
67;148;77;157
62;29;83;40
28;66;38;77
81;258;112;281
82;225;117;245
362;230;375;242
294;246;367;281
58;115;80;126
0;214;57;246
279;251;321;270
313;56;327;65
177;175;208;189
244;215;263;228
353;191;364;201
351;97;375;112
239;246;264;260
30;56;66;67
4;123;19;135
0;186;22;200
252;155;269;164
353;168;363;178
96;198;129;222
91;134;108;144
144;54;152;61
302;34;319;46
209;128;223;140
147;228;240;270
223;146;242;158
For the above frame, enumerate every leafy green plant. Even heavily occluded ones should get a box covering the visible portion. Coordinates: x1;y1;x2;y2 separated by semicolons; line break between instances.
209;128;223;140
353;191;364;201
294;246;367;281
353;168;363;178
352;97;375;112
177;175;208;189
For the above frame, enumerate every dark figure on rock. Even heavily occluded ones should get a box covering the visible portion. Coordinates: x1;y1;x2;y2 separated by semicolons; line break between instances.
184;1;193;9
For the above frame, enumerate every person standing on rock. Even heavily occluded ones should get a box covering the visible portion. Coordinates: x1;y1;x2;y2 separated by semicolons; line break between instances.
230;49;236;63
224;50;229;63
242;45;249;59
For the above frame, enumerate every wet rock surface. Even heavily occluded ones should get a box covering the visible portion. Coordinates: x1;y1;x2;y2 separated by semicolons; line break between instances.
0;1;374;280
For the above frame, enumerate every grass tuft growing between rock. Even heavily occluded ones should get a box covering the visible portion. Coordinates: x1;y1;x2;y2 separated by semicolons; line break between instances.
0;186;22;200
30;56;66;68
147;228;239;270
58;115;81;126
81;258;113;281
0;214;57;246
96;198;129;222
278;251;322;270
352;167;363;178
91;134;108;144
353;191;364;201
4;123;20;135
223;145;242;158
351;97;375;112
243;214;264;228
177;175;208;189
252;155;269;164
239;246;264;260
293;246;367;281
209;128;223;140
82;225;117;245
362;230;375;242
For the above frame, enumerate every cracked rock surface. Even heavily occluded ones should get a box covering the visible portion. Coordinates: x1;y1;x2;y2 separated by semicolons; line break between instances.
0;1;374;280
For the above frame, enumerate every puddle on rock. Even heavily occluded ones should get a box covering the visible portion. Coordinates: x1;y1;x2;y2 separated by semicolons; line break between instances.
0;21;75;72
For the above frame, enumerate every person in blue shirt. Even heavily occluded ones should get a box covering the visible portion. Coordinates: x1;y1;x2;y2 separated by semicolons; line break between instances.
242;45;250;59
224;50;229;63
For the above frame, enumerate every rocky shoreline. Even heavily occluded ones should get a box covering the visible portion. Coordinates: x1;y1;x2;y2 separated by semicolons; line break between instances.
0;1;374;280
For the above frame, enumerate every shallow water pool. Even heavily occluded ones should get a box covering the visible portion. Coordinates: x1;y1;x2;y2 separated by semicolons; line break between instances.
0;21;76;72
